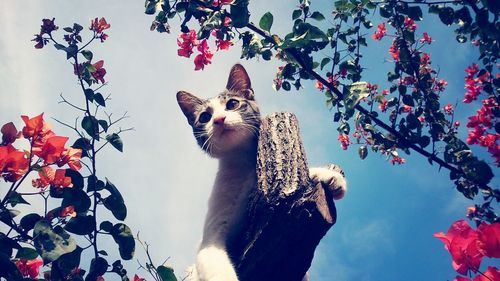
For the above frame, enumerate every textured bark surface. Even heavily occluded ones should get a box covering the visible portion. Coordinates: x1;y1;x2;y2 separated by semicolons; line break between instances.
233;112;337;281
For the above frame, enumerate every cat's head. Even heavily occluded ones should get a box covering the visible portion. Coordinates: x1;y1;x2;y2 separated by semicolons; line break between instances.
176;64;260;158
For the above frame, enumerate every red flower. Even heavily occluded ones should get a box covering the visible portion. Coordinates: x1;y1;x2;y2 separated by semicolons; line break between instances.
315;80;325;91
420;32;432;44
216;39;232;51
420;52;431;66
0;145;29;182
60;205;77;218
444;103;454;115
58;147;82;171
32;167;72;189
177;30;198;58
133;275;146;281
465;64;479;79
90;17;111;34
213;0;233;6
34;135;68;164
15;258;43;279
477;223;500;258
434;220;484;275
403;16;417;32
390;156;406;165
402;105;413;113
91;60;107;84
476;267;500;281
338;134;350;150
466;126;486;145
389;41;400;61
32;34;48;49
379;99;388;112
194;39;213;71
372;23;386;41
434;79;448;92
1;122;19;145
21;113;52;139
381;89;389;96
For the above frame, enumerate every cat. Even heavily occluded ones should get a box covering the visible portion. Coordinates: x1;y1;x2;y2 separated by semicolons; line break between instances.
176;63;347;281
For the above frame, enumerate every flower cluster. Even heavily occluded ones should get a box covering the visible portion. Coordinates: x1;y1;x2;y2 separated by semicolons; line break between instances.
435;220;500;277
177;30;215;70
90;17;111;42
32;18;58;49
177;27;232;70
372;22;386;41
338;134;350;150
0;114;82;187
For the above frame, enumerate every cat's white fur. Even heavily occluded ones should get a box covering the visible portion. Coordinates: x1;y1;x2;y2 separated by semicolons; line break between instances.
178;64;347;281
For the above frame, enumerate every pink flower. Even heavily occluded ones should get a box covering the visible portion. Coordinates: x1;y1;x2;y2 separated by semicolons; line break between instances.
194;39;213;70
444;103;454;115
402;105;413;113
90;17;111;34
379;99;388;112
434;79;448;92
216;39;232;51
390;156;405;165
420;32;432;44
434;220;484;275
372;23;386;41
315;80;325;91
40;18;58;35
420;52;431;66
91;60;107;84
403;16;417;32
389;41;400;61
177;29;198;58
338;134;350;150
477;223;500;258
15;259;43;279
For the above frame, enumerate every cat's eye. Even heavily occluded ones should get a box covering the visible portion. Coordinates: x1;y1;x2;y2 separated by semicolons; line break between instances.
226;99;240;111
198;112;212;123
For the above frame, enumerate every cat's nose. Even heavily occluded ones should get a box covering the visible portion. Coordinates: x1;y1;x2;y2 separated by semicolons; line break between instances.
213;115;226;125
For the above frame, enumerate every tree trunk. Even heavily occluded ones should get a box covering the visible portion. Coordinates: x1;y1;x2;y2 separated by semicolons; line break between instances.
233;112;337;281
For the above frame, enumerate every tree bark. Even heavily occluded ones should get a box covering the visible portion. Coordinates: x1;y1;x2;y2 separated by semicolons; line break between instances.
233;112;337;281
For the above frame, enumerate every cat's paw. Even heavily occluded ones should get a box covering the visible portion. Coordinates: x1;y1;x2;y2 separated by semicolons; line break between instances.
196;246;239;281
309;164;347;200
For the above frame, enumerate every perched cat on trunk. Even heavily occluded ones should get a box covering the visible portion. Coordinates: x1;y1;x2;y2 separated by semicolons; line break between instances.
176;64;347;281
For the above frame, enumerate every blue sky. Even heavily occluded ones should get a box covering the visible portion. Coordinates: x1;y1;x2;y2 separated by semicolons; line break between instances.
0;1;498;280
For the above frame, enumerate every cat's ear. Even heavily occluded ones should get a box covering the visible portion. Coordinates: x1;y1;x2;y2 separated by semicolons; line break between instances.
226;63;254;100
176;91;203;125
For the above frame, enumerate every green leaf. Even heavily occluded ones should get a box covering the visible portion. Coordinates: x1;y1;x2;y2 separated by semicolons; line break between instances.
16;247;39;259
82;116;99;140
230;0;250;28
145;2;157;15
64;45;78;60
158;265;177;281
62;188;91;213
50;247;83;281
6;192;29;207
259;12;274;32
292;9;302;20
407;6;423;20
438;7;454;25
261;49;272;61
98;119;109;132
100;221;113;232
310;11;325;21
0;252;23;280
103;195;127;221
282;81;291;91
81;50;93;61
106;133;123;152
111;223;135;260
94;93;106;107
379;5;393;18
33;220;77;264
86;257;109;281
358;146;368;160
65;215;95;235
344;82;369;118
320;57;331;70
20;213;42;232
